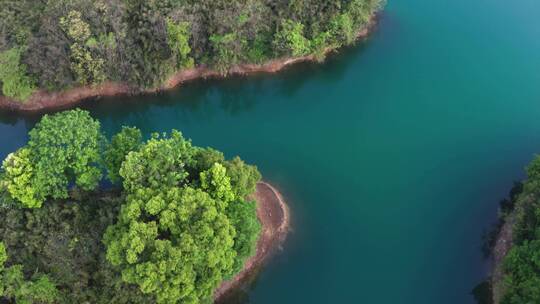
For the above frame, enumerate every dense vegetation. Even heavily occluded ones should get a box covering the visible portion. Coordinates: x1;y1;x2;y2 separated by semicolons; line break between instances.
496;156;540;303
0;109;262;303
0;0;384;101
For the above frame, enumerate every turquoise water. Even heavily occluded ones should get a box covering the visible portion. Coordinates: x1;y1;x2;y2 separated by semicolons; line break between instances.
2;0;540;303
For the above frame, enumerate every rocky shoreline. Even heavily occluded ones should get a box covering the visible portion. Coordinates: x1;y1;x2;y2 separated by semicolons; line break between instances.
214;181;290;303
490;214;514;304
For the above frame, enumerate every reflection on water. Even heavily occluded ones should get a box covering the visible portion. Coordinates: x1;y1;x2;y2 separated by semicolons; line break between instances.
216;266;265;304
472;280;493;304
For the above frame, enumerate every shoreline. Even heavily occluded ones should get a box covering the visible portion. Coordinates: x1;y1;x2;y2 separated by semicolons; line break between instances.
214;181;290;303
490;214;514;304
0;16;377;113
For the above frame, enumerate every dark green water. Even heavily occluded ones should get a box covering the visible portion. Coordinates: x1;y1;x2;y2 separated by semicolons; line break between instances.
1;0;540;303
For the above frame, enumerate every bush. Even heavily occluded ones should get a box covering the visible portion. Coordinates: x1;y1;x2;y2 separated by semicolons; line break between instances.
273;20;311;57
0;48;36;101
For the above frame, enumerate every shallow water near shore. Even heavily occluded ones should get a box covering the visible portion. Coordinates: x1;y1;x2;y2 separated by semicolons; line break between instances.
2;0;540;303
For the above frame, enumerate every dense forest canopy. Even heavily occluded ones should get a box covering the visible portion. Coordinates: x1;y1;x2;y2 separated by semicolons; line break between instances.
0;109;262;303
0;0;384;101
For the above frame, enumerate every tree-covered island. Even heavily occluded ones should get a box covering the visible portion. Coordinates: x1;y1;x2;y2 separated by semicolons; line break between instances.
0;0;383;104
0;109;272;303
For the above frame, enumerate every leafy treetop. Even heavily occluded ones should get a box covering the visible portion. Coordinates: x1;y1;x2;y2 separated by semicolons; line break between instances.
2;109;103;208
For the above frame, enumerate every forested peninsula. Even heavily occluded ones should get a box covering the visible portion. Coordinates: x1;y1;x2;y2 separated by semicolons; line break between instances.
0;109;288;303
0;0;383;111
489;156;540;304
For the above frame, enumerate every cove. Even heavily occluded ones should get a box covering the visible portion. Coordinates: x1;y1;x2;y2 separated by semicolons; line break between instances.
1;0;540;303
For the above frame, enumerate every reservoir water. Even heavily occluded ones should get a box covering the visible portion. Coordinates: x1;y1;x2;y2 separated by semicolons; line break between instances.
1;0;540;303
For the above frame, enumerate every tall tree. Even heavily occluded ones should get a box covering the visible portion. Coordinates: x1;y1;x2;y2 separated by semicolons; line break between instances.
104;133;238;303
1;109;103;208
104;126;143;184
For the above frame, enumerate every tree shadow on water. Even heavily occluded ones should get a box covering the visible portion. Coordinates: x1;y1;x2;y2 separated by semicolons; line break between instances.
216;265;265;304
0;108;45;130
78;76;265;125
471;280;493;304
80;28;379;121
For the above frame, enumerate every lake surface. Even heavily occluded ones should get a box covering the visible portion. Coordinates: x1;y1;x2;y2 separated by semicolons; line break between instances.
1;0;540;303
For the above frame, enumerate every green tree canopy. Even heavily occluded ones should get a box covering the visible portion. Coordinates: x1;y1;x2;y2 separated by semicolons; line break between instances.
225;156;262;199
502;240;540;303
0;109;263;303
104;126;143;184
273;19;311;57
166;19;194;69
104;186;237;304
28;109;103;195
2;109;103;208
226;198;260;276
104;132;244;303
59;10;106;85
119;131;194;192
1;148;40;208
